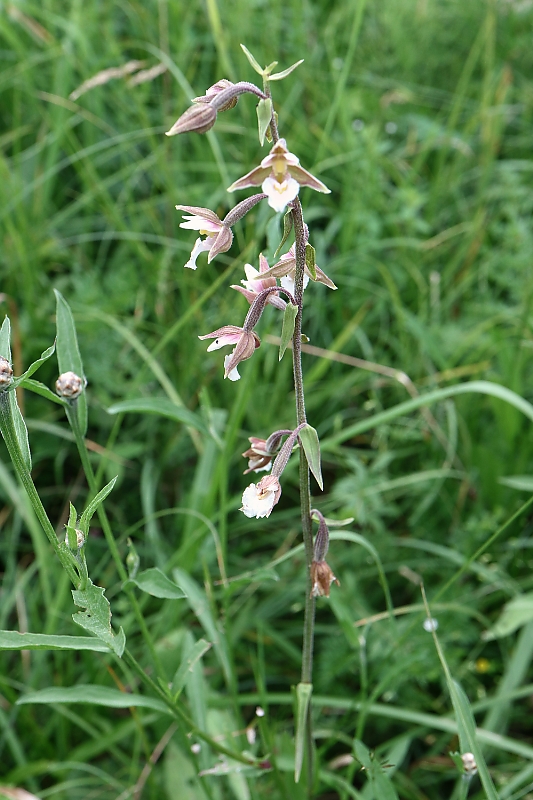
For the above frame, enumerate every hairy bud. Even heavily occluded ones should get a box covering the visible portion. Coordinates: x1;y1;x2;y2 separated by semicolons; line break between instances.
166;103;217;136
56;371;84;400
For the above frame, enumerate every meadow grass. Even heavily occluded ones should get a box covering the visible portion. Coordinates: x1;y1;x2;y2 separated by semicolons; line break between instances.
2;0;533;797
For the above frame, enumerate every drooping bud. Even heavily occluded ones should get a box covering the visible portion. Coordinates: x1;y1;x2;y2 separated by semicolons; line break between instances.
0;356;14;391
193;79;238;112
56;371;84;400
310;560;339;598
165;103;217;136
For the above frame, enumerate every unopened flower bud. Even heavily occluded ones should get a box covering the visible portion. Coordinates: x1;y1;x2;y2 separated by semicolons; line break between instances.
193;79;238;112
56;371;84;400
461;752;477;776
76;529;85;548
0;356;13;391
166;103;217;136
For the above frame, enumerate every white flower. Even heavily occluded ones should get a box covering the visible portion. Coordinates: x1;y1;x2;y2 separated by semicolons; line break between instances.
224;355;240;381
228;138;330;213
176;205;233;269
240;475;282;518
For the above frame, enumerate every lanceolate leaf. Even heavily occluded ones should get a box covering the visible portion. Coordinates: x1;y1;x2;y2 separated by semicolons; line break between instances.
16;685;168;713
54;290;87;435
9;390;32;473
0;316;12;361
294;682;312;782
107;397;208;435
171;637;212;698
274;210;293;258
299;423;323;490
305;243;317;280
279;303;298;361
19;379;67;406
270;59;304;81
240;44;263;76
79;476;117;535
256;98;272;146
12;344;56;388
0;631;111;652
127;567;187;600
71;579;125;657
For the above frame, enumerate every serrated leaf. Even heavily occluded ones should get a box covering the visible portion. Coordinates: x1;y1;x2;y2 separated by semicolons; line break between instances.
16;685;168;713
171;638;212;698
79;476;117;535
0;317;12;361
240;44;263;76
279;303;298;361
256;98;272;146
54;289;87;435
71;579;125;657
0;631;111;652
12;343;55;388
127;567;186;600
107;397;208;435
294;682;312;782
270;59;304;81
20;378;67;406
299;423;323;490
483;593;533;639
274;210;293;259
305;243;317;280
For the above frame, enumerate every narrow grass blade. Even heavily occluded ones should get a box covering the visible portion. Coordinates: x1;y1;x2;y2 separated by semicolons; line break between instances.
107;397;208;435
54;289;87;435
16;685;168;713
171;638;212;698
294;682;312;782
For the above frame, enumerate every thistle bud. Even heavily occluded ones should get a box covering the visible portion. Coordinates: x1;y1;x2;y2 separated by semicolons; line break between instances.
0;356;13;391
56;371;84;400
166;103;217;136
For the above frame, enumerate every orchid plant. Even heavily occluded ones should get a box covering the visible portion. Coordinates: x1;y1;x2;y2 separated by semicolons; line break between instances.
166;45;339;783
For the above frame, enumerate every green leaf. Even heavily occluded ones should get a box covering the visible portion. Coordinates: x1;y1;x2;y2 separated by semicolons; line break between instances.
305;243;317;280
20;378;67;406
0;316;12;361
0;630;111;652
240;43;263;75
164;741;210;800
294;682;312;782
299;423;323;490
54;289;87;436
171;637;212;698
12;343;56;388
483;593;533;640
173;568;232;685
107;397;208;435
127;567;186;600
499;475;533;491
9;389;32;473
79;476;117;535
279;303;298;361
71;579;125;657
273;210;293;259
270;59;304;81
256;98;272;146
16;685;169;713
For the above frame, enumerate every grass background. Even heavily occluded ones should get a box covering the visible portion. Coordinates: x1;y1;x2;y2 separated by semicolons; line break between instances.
2;0;533;797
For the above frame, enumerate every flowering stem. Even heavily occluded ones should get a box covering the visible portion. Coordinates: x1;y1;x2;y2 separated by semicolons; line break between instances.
291;196;316;785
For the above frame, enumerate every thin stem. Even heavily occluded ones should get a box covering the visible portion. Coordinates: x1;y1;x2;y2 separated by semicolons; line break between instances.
291;197;316;789
66;403;164;676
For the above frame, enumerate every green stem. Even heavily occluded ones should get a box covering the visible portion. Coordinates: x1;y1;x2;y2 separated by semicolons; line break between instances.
0;391;79;585
65;403;164;676
291;198;316;790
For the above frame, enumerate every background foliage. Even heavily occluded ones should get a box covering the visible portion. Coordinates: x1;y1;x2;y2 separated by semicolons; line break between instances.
2;0;533;797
